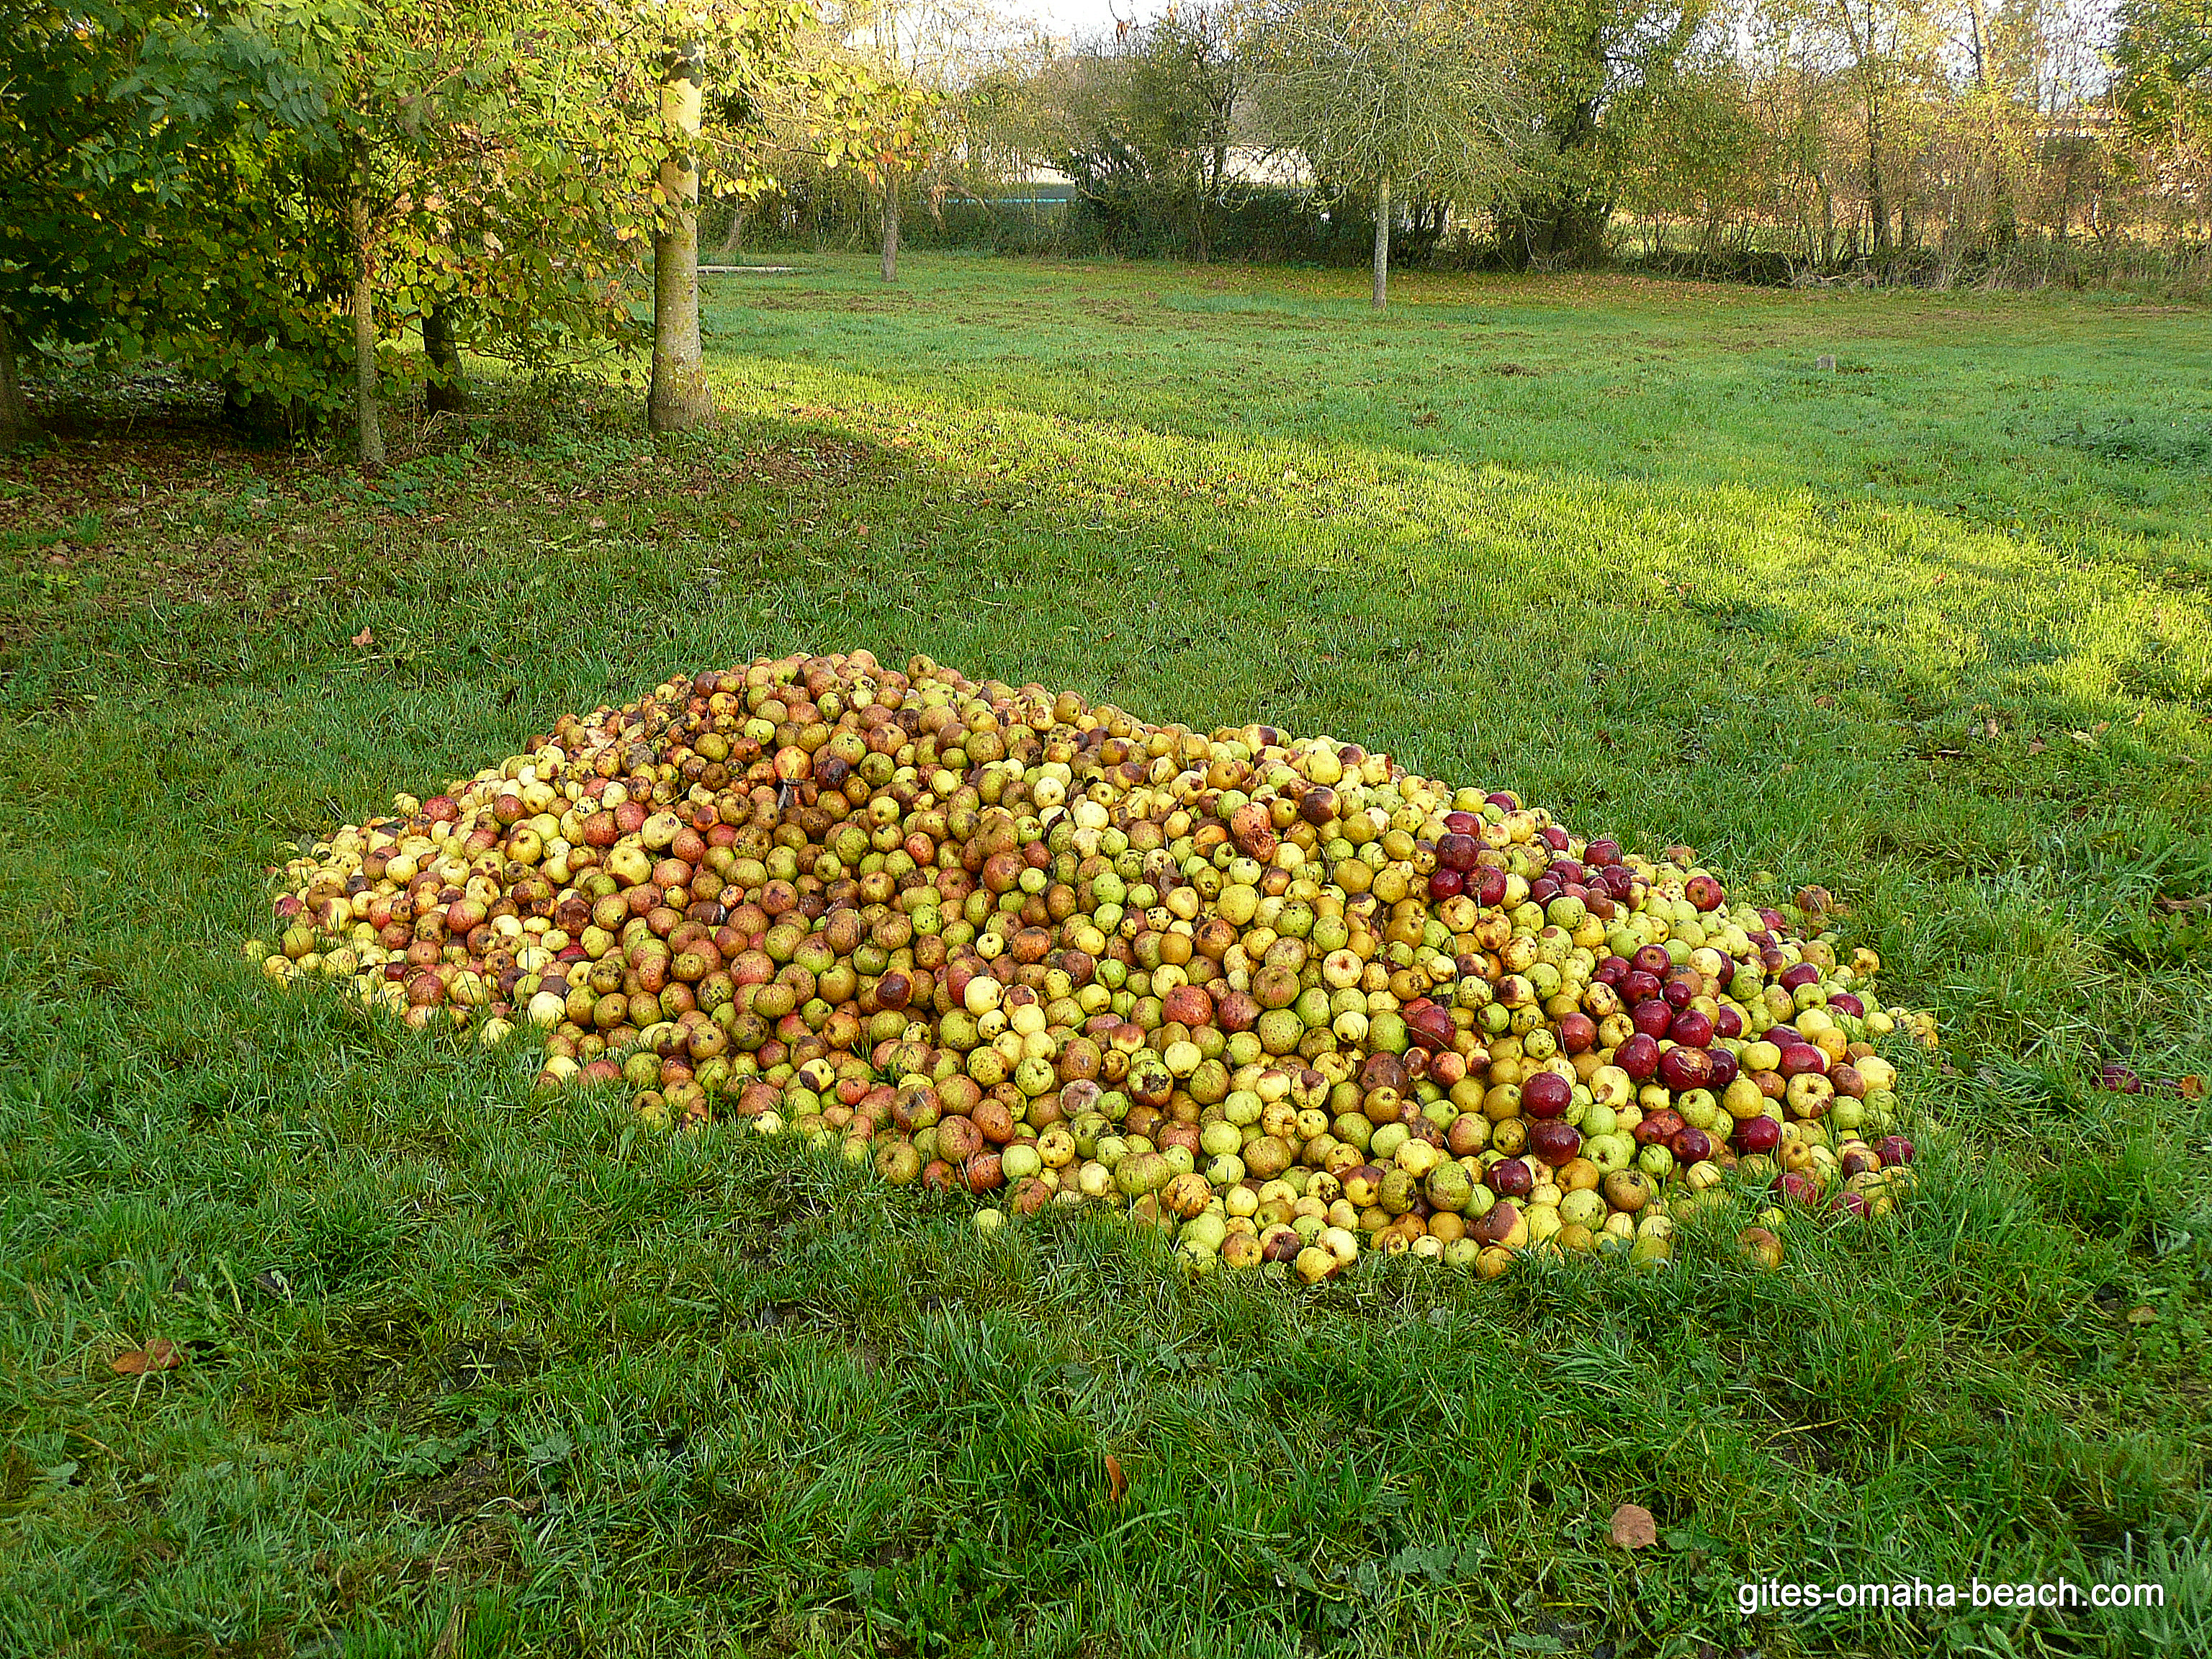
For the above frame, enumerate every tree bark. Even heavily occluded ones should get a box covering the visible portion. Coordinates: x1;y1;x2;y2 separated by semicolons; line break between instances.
1372;173;1390;313
881;175;899;282
350;185;385;469
649;36;710;433
0;313;35;450
423;302;469;415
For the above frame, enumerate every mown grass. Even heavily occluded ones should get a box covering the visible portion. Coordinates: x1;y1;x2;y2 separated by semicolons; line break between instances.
3;256;2211;1659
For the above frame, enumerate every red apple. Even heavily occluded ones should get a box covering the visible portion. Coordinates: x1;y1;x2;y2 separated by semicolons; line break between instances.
1527;1119;1581;1166
1437;833;1478;872
1668;1009;1713;1048
1656;1045;1713;1091
1487;1157;1534;1197
1778;1043;1828;1078
1734;1115;1782;1154
1521;1071;1572;1118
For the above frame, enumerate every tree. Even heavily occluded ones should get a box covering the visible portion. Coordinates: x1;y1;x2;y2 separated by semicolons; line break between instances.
1496;0;1716;267
805;0;1024;279
1248;0;1521;310
0;1;324;444
1124;2;1245;262
2116;0;2212;144
812;61;944;282
0;0;816;449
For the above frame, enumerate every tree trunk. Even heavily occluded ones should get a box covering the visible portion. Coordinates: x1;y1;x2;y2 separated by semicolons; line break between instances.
649;36;710;433
423;302;469;415
0;313;34;451
1372;173;1390;313
881;176;899;282
1867;94;1890;259
349;186;385;469
715;202;748;261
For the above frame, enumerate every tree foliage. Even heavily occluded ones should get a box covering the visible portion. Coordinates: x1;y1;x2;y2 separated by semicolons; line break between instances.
2117;0;2212;142
0;0;815;442
1246;0;1521;304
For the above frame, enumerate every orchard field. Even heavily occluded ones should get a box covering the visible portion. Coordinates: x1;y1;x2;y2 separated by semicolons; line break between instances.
3;257;2211;1658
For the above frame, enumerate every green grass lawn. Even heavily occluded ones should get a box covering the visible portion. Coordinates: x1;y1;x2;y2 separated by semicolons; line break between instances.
3;255;2211;1659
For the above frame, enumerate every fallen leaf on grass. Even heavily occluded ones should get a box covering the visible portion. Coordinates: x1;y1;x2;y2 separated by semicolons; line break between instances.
2181;1076;2206;1100
112;1339;181;1375
1609;1503;1658;1550
1105;1453;1126;1505
588;517;608;531
2126;1305;2158;1326
351;626;374;647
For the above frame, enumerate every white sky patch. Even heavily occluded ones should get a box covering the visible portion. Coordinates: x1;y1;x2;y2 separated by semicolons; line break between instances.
1015;0;1166;45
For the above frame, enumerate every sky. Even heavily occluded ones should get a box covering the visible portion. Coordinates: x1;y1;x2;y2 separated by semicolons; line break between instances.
1015;0;1161;43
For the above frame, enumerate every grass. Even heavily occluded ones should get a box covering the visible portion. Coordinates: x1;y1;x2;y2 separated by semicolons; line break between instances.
3;253;2211;1659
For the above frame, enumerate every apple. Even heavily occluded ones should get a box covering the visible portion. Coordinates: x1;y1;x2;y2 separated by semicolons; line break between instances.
1527;1119;1581;1166
1669;1125;1712;1164
1487;1157;1534;1198
1602;1168;1650;1213
1655;1045;1712;1092
1521;1071;1572;1119
1617;1034;1661;1082
1734;1115;1783;1154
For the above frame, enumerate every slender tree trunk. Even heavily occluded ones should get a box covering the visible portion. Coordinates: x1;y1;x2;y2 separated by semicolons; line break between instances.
1867;94;1890;259
715;202;747;261
423;302;469;415
349;186;385;469
881;176;899;282
1372;173;1390;313
0;313;34;450
649;36;710;433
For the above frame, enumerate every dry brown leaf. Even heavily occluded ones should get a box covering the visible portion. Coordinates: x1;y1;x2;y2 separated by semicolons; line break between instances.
111;1339;181;1375
1105;1453;1127;1505
350;626;374;647
2180;1076;2206;1101
1610;1503;1658;1550
2126;1305;2158;1326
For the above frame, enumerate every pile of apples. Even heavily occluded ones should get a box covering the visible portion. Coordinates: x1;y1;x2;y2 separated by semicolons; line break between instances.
251;650;1924;1278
